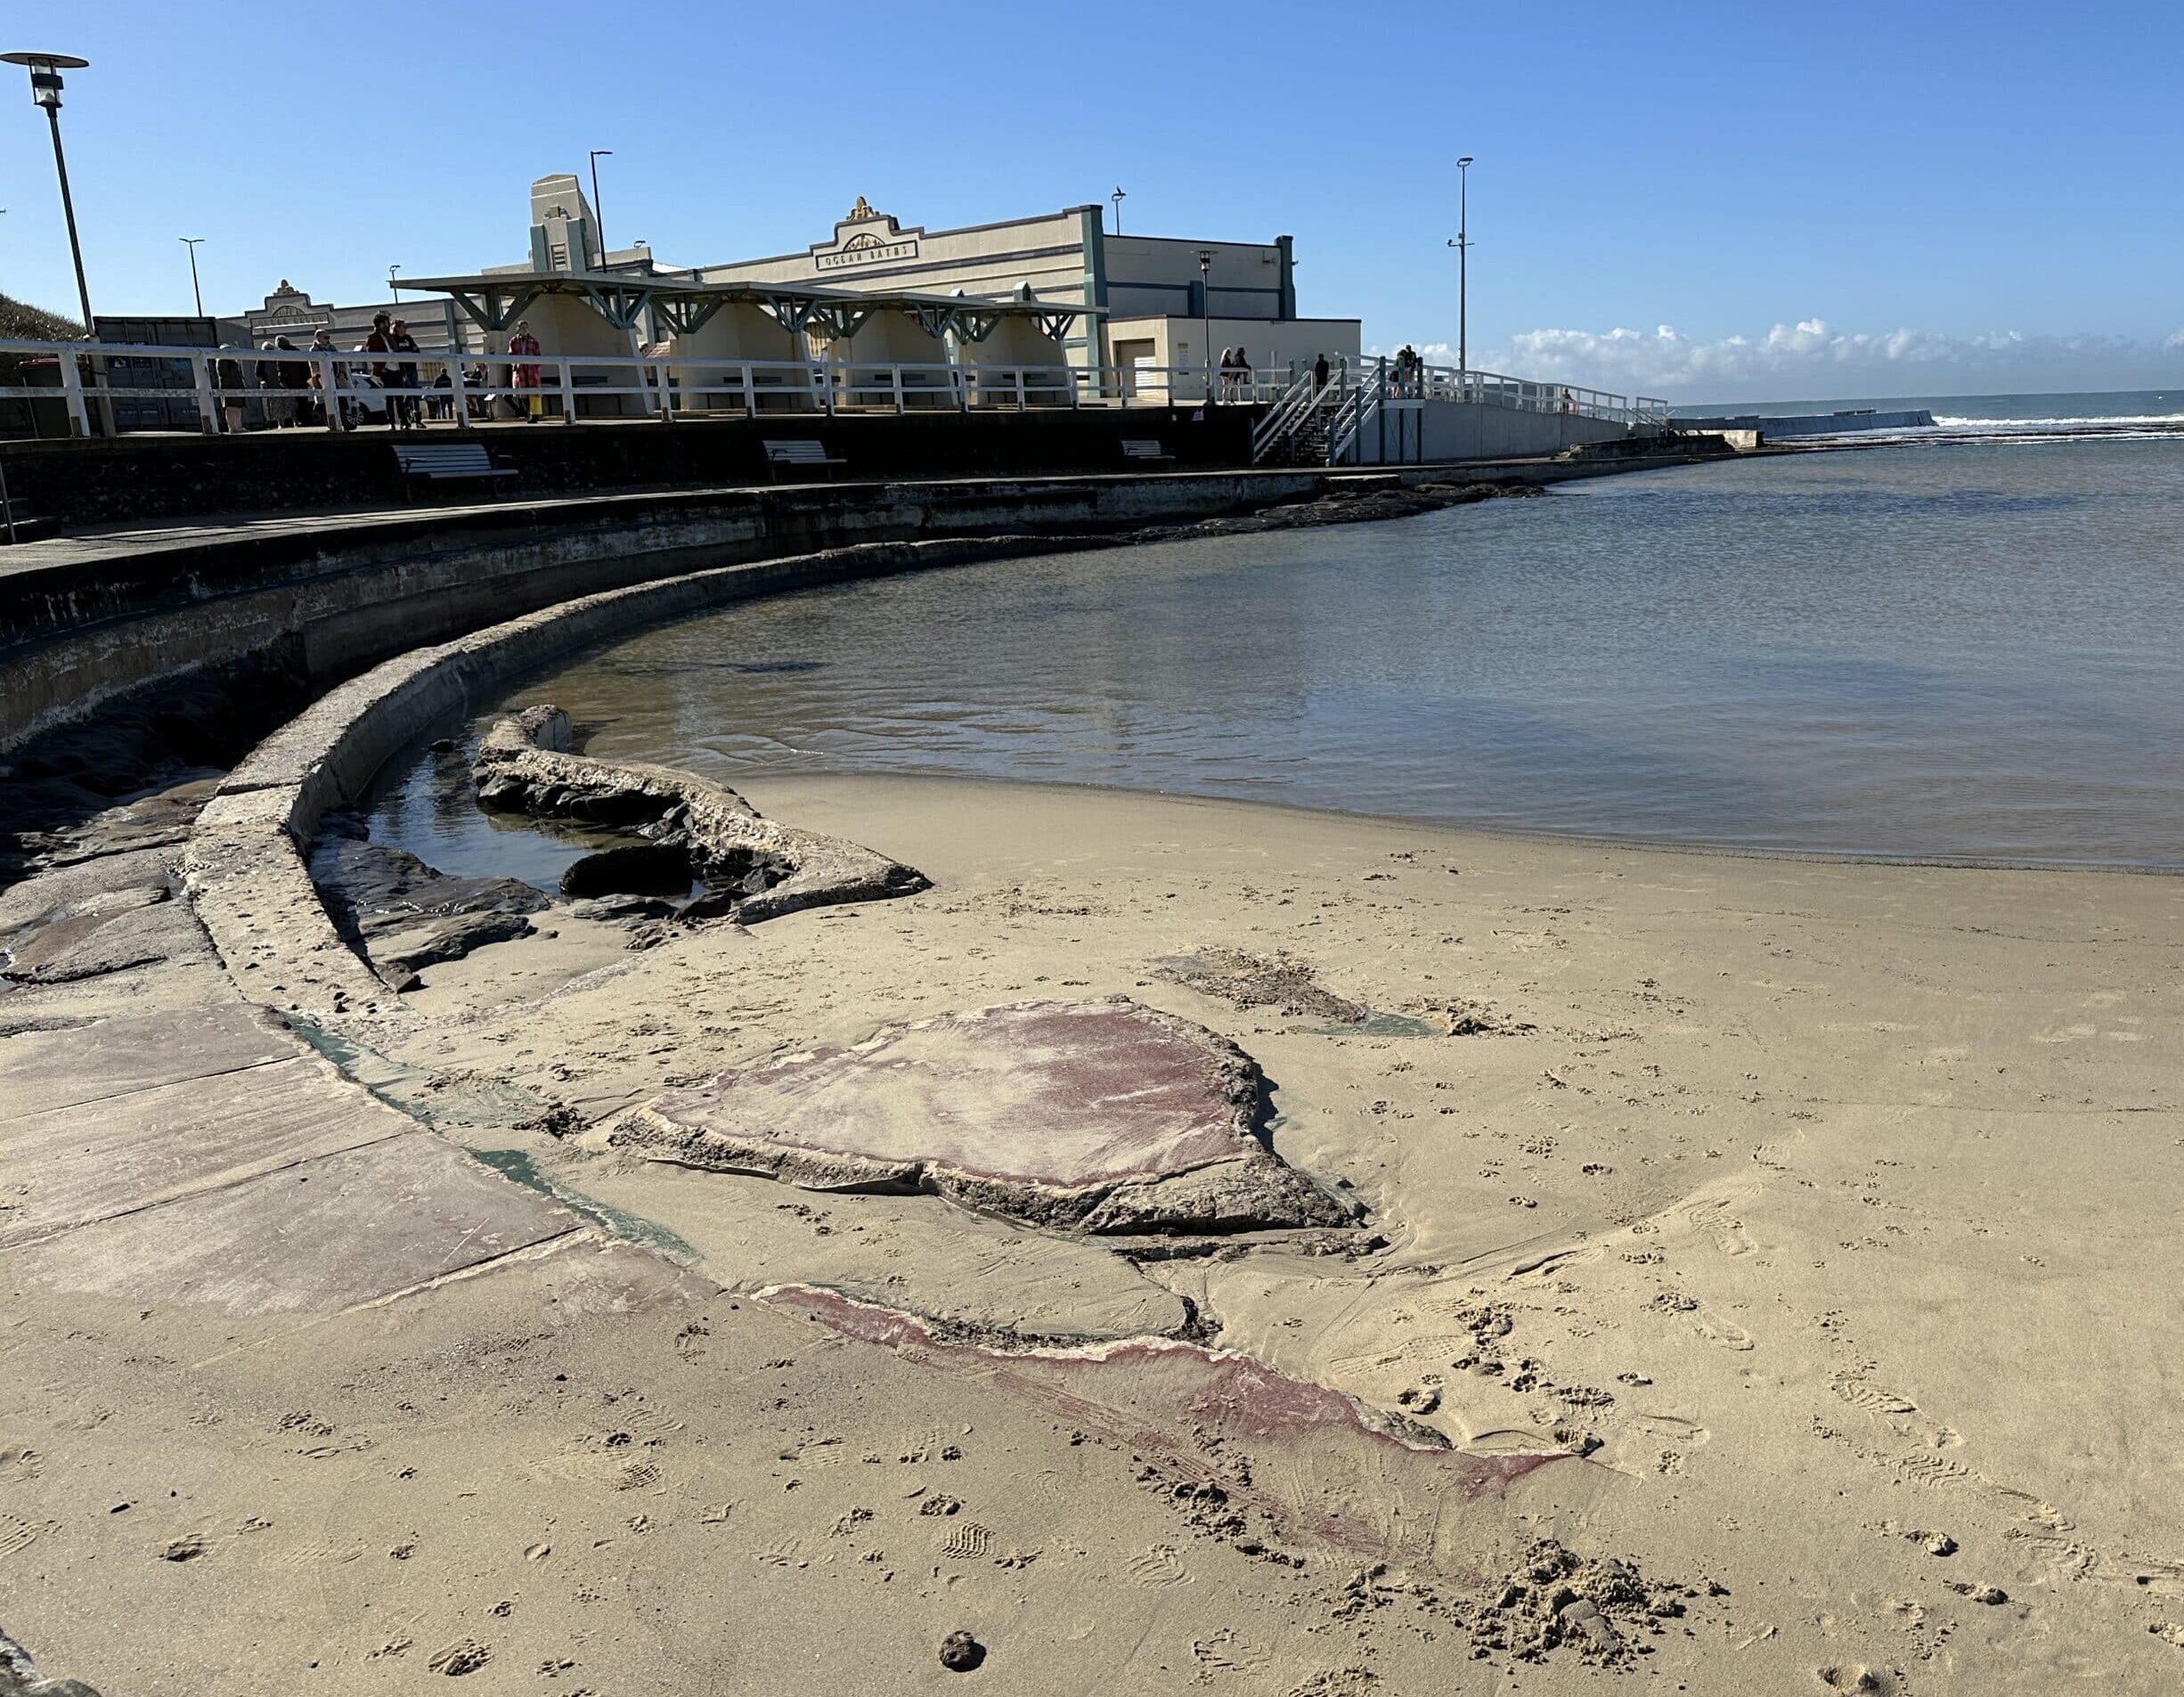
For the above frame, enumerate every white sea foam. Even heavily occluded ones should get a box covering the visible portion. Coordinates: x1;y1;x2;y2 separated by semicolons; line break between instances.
1928;412;2184;431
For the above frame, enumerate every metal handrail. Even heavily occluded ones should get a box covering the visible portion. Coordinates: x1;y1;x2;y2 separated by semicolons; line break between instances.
0;337;1671;440
1327;358;1391;464
1249;367;1322;460
0;338;1296;436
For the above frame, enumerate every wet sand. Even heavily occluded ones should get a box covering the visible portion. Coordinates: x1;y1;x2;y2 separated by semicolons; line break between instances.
8;770;2184;1692
385;772;2184;1690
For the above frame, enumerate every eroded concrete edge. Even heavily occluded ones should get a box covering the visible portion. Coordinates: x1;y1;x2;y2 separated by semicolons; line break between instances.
178;532;1105;1032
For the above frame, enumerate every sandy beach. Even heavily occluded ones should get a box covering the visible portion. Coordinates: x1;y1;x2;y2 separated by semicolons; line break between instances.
12;762;2179;1693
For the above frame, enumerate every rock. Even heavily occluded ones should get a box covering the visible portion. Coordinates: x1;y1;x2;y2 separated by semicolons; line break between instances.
938;1631;984;1672
373;910;537;976
559;842;693;899
567;893;677;922
309;836;546;979
1556;1597;1622;1652
0;1620;104;1696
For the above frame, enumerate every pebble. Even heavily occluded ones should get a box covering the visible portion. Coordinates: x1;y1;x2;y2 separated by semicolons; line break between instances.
939;1630;985;1672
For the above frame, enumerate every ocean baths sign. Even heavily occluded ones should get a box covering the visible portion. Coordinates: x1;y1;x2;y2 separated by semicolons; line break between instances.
811;199;920;273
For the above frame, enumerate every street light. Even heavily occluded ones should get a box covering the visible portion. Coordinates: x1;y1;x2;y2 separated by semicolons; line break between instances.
1446;155;1474;374
589;150;613;264
180;236;205;316
3;51;94;334
1195;249;1213;403
1110;185;1125;234
388;264;402;302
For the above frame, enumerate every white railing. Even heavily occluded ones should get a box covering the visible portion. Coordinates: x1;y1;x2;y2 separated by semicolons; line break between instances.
0;338;1674;441
0;339;1300;437
1378;359;1667;428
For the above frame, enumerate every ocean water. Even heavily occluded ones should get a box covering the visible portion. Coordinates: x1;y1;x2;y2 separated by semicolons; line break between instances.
368;408;2184;872
1676;388;2184;443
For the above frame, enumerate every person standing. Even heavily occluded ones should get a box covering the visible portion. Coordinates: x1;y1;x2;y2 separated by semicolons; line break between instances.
215;346;248;433
274;337;312;422
509;321;542;420
387;319;422;430
363;312;396;428
1234;345;1252;400
1312;351;1330;392
257;341;295;428
306;326;342;428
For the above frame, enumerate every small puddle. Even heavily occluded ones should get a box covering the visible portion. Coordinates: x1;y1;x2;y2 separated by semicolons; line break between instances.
1305;1010;1441;1038
473;1147;699;1265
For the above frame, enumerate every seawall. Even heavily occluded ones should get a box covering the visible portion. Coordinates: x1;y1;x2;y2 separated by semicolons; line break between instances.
0;453;1721;757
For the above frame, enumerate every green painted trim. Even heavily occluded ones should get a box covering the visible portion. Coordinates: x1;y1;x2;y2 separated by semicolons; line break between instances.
1080;206;1109;370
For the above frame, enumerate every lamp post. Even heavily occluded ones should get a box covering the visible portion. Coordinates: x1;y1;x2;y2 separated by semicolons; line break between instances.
388;264;402;303
3;51;94;334
179;236;205;316
1445;155;1474;374
589;149;613;264
1110;185;1125;234
1195;249;1213;403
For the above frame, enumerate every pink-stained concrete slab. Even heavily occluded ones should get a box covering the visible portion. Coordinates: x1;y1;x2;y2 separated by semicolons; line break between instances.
623;999;1358;1233
645;998;1254;1187
4;1132;581;1316
767;1285;1599;1579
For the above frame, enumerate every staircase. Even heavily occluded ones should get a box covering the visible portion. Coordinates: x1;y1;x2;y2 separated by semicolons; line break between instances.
1250;369;1343;466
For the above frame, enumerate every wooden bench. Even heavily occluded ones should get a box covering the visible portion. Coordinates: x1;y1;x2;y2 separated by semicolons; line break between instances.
393;441;518;500
763;438;848;482
1121;438;1174;464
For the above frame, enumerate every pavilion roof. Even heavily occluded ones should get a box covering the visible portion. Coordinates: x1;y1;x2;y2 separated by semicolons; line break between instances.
399;269;1099;344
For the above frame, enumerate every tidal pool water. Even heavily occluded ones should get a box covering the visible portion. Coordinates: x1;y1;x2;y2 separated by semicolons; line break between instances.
370;437;2184;871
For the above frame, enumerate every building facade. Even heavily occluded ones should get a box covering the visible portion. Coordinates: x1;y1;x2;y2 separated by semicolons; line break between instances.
223;180;1363;383
694;196;1358;378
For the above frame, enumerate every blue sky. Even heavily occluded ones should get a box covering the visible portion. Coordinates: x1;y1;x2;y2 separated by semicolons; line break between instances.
4;0;2181;400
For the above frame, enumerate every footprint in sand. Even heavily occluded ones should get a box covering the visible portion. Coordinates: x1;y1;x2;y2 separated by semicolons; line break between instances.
0;1444;43;1480
1634;1413;1712;1446
941;1521;993;1560
1127;1543;1192;1587
1691;1304;1754;1351
0;1511;56;1560
426;1639;491;1677
1192;1627;1273;1678
1329;1333;1471;1376
1027;1469;1072;1507
1816;1665;1903;1694
1830;1379;1960;1450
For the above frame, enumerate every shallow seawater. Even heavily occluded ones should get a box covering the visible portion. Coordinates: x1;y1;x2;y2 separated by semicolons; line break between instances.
370;438;2184;869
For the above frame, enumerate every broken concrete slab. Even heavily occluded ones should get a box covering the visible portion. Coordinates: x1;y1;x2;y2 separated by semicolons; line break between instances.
4;1132;582;1316
616;998;1358;1235
0;1003;292;1116
0;1054;414;1249
473;705;927;925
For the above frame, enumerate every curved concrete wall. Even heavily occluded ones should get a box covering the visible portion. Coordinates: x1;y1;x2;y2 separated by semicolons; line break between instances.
4;469;1332;754
180;532;1130;1032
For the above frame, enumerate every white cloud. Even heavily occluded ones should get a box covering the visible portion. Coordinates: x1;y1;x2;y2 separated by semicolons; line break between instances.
1398;317;2174;400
